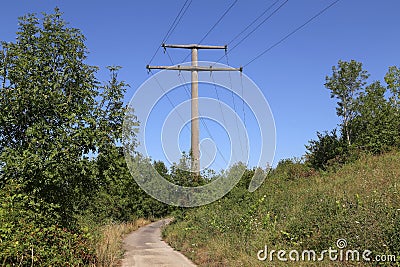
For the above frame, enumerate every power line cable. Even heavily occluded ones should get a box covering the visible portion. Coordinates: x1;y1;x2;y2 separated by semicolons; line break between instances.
225;54;244;159
147;0;192;65
199;0;238;45
149;69;191;134
244;0;340;67
223;0;289;59
227;0;280;46
164;0;192;42
212;0;289;66
182;0;239;62
150;69;226;170
166;50;229;167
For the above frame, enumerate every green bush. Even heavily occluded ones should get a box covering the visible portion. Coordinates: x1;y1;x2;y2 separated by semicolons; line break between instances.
273;158;315;180
0;181;95;266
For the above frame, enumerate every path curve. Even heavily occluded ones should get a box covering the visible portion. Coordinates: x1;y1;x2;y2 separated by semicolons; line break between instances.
121;218;196;267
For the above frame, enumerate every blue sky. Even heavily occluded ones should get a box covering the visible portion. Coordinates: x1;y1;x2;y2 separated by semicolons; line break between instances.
1;1;399;170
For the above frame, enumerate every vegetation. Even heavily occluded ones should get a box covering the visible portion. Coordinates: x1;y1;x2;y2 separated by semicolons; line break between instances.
88;218;150;267
0;7;398;267
164;152;400;266
0;9;169;265
306;60;400;170
162;60;400;266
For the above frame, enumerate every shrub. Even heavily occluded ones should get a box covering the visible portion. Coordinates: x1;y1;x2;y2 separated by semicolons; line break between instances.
0;181;95;266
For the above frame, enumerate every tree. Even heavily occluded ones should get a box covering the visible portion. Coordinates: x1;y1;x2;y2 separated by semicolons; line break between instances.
0;9;108;265
325;60;369;146
384;66;400;148
385;66;400;110
0;9;101;222
305;129;347;170
352;81;399;153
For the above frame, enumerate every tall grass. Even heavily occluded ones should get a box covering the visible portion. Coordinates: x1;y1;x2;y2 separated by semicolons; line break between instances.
89;218;150;267
163;152;400;266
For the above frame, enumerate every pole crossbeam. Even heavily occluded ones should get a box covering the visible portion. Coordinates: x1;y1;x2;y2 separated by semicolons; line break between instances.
148;43;241;177
147;65;242;72
162;43;227;50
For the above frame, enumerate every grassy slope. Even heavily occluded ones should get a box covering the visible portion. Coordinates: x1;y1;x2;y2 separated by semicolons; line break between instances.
163;152;400;266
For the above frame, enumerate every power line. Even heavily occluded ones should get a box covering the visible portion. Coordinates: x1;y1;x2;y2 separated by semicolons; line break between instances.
227;0;281;46
165;50;229;167
212;0;289;66
165;50;192;100
211;73;228;128
224;0;289;58
150;69;227;170
164;0;192;42
182;0;239;63
244;0;340;67
198;0;239;45
225;54;244;159
240;74;246;129
149;69;191;135
147;0;192;65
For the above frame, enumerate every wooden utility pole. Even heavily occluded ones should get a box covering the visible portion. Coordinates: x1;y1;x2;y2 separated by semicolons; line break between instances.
147;43;241;177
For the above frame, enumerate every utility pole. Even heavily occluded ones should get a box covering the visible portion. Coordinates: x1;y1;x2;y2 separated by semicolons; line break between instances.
147;43;241;177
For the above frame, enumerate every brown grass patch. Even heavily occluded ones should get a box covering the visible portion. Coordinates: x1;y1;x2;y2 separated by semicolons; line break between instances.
90;218;150;267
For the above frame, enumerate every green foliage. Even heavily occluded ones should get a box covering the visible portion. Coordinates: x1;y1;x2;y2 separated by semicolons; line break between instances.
325;60;369;146
385;66;400;110
272;157;316;179
0;180;95;266
164;152;400;266
305;129;348;170
352;81;399;153
87;146;171;222
0;8;170;265
0;8;99;222
167;152;209;187
307;60;400;170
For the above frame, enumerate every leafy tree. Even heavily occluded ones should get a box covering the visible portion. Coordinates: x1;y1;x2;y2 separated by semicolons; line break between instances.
154;160;170;180
89;68;170;220
325;60;369;146
0;8;172;265
0;180;95;265
352;81;399;153
305;129;348;170
385;66;400;148
385;66;400;110
169;151;194;186
0;8;99;222
309;62;400;171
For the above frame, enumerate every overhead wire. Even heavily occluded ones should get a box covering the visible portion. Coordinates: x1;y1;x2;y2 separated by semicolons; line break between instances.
225;53;244;160
147;0;192;66
198;0;239;45
164;0;192;42
244;0;340;67
239;73;248;155
166;50;229;167
181;0;239;63
147;0;340;170
227;0;281;46
149;69;191;135
214;0;289;64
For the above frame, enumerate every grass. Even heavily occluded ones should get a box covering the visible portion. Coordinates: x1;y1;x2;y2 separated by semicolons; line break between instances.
163;152;400;266
88;218;150;267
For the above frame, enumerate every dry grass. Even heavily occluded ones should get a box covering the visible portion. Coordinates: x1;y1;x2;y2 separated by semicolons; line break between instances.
90;218;150;267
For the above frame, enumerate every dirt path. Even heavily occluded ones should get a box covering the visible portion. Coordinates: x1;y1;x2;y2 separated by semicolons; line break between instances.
121;218;196;267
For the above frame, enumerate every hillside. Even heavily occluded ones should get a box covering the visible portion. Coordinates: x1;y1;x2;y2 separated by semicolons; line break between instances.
163;152;400;266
